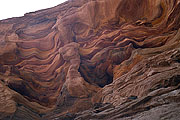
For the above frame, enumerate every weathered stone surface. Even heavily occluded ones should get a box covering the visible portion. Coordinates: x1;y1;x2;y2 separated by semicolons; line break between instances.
0;0;180;119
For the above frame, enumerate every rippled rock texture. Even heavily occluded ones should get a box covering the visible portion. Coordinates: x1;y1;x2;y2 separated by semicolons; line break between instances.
0;0;180;119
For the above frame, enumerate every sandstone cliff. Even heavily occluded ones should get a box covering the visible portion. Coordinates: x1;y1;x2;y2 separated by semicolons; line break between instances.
0;0;180;119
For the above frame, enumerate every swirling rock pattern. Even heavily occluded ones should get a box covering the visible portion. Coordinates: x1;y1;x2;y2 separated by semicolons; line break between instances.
0;0;180;119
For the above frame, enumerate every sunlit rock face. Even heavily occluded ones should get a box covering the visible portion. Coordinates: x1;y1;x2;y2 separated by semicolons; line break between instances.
0;0;180;119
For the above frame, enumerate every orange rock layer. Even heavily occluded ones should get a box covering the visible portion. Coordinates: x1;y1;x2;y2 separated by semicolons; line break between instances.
0;0;180;119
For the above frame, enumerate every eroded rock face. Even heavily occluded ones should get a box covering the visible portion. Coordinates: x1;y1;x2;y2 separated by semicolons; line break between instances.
0;0;180;119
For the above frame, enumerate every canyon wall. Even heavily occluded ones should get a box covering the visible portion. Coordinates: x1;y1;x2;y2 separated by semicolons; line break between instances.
0;0;180;119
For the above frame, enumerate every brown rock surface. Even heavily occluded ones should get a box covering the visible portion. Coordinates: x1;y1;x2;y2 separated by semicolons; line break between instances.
0;0;180;119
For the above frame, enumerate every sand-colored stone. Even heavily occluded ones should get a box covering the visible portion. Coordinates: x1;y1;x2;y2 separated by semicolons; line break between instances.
0;0;180;119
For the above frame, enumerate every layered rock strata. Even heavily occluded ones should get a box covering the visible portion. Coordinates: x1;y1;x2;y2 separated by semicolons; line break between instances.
0;0;180;119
